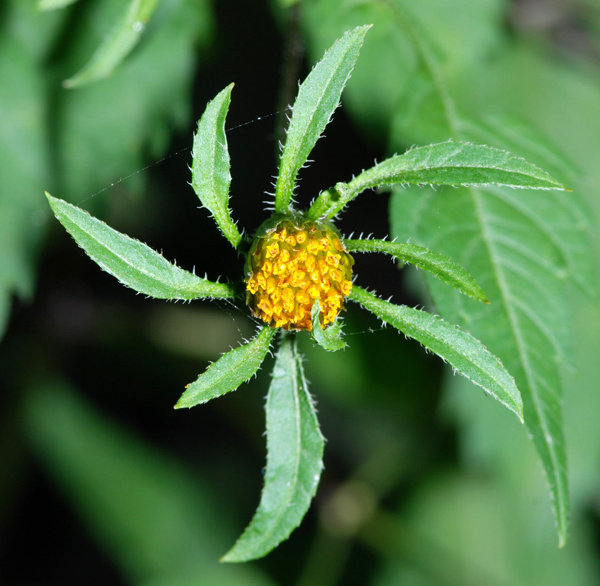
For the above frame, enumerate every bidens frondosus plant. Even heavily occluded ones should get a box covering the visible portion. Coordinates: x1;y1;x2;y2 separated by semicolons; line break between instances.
47;26;570;562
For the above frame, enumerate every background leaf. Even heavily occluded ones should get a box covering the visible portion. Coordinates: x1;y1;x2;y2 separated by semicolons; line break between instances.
64;0;161;88
38;0;80;10
223;335;325;562
0;20;50;339
47;194;237;300
300;0;588;545
56;0;214;202
23;382;277;586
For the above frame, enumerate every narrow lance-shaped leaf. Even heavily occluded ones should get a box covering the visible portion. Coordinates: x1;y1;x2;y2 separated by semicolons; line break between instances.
308;141;570;219
350;285;523;421
191;84;242;249
175;327;276;409
222;334;325;562
311;300;346;351
64;0;160;88
345;238;488;304
274;25;371;214
46;194;237;300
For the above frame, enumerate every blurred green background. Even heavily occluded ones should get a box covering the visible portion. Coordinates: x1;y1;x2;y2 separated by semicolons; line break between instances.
1;0;599;584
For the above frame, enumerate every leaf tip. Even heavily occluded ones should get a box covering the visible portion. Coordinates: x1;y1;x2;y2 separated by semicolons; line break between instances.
557;532;567;549
45;192;60;213
62;76;80;90
219;544;256;564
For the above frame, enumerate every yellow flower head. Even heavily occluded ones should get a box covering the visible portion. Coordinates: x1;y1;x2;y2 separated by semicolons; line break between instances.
246;216;354;331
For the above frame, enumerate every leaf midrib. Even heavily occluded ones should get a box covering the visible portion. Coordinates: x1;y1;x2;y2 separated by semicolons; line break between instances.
372;164;559;188
276;43;348;203
66;205;220;298
354;288;517;406
255;346;303;551
470;187;567;532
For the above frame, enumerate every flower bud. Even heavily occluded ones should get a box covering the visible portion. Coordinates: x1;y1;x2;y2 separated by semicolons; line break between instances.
246;216;354;330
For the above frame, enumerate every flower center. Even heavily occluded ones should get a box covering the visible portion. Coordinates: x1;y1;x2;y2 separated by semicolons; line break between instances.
246;217;354;331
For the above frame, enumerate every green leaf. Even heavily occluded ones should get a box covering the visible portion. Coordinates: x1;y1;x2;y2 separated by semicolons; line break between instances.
46;194;237;300
392;184;572;546
175;327;276;409
299;1;464;145
385;35;575;548
345;238;488;304
64;0;161;88
274;24;371;214
191;84;242;249
222;334;324;562
57;0;214;201
311;299;347;351
461;115;597;301
350;285;523;421
0;31;49;341
310;141;569;219
38;0;80;10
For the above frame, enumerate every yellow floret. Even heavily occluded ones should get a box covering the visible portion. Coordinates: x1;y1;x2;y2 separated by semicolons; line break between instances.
245;217;354;331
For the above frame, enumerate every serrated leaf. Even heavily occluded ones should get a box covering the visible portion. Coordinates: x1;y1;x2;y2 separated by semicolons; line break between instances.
391;183;571;546
311;141;569;219
311;299;347;351
345;238;488;304
46;194;237;300
461;115;597;301
191;84;242;249
274;24;371;214
222;334;324;562
63;0;161;88
175;327;275;409
303;0;582;551
382;17;574;546
350;285;523;421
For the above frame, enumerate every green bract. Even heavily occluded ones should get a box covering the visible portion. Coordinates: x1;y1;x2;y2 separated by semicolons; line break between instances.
46;25;571;561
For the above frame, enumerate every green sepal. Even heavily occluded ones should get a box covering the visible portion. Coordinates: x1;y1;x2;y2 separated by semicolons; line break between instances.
311;300;346;351
175;327;276;409
222;334;324;562
345;238;488;304
64;0;160;88
308;141;570;219
191;84;243;249
274;25;371;214
350;285;523;421
46;193;238;300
